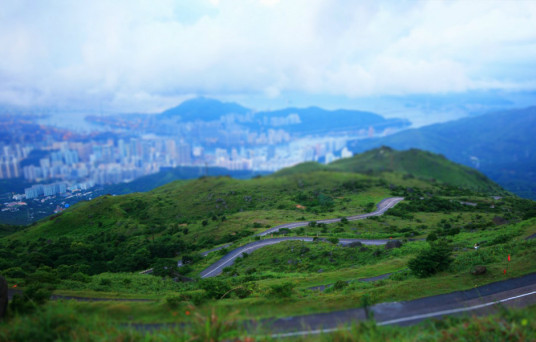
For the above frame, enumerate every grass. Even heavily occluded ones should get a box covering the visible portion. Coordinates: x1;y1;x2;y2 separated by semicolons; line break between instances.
0;148;533;340
2;295;536;341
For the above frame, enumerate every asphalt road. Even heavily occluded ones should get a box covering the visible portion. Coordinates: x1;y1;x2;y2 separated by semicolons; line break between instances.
198;197;404;278
199;197;404;278
199;237;392;278
267;272;536;337
257;197;404;236
128;272;536;337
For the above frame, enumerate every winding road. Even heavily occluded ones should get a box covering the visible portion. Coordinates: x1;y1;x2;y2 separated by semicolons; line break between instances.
257;197;404;236
199;237;391;278
198;197;404;278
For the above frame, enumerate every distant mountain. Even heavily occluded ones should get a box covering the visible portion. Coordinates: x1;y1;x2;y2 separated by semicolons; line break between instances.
275;147;503;194
160;97;250;121
87;97;411;140
348;107;536;199
161;97;411;135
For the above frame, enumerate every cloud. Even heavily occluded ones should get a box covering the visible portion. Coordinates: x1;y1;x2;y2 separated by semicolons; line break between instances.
0;0;535;111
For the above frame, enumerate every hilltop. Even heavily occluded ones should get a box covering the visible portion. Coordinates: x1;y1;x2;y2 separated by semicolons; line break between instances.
275;147;503;193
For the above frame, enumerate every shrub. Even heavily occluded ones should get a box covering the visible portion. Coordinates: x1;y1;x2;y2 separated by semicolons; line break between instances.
408;240;453;278
70;272;90;283
2;267;26;278
9;283;52;315
333;280;348;291
488;234;514;246
199;279;231;299
166;296;184;309
327;237;340;245
426;232;438;242
99;278;112;286
268;282;294;298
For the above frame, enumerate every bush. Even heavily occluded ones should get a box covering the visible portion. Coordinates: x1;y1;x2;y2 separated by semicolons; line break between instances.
268;282;294;298
166;296;184;309
327;237;340;245
199;279;231;299
426;232;438;242
408;240;453;278
333;280;348;291
2;267;26;278
70;272;90;283
99;278;112;286
9;283;52;315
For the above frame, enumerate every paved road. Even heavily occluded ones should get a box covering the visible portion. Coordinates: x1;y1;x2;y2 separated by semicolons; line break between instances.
257;197;404;236
199;197;404;278
199;237;391;278
267;272;536;337
177;243;233;267
128;272;536;337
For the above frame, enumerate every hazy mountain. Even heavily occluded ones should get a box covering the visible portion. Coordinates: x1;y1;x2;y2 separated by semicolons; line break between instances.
348;107;536;199
252;106;410;135
160;97;250;121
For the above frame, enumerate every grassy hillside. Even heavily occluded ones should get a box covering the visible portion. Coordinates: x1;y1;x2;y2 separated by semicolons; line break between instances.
2;147;536;340
348;106;536;199
275;147;503;193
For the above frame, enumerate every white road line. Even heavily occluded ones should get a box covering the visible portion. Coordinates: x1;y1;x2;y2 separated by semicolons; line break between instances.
377;290;536;326
271;290;536;338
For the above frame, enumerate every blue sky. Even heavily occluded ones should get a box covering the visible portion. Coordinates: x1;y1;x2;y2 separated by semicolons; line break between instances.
1;0;535;113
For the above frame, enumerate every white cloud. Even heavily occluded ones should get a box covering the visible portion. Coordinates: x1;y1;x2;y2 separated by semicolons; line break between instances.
0;0;535;111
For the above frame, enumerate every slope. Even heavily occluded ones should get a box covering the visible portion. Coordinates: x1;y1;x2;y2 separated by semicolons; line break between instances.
348;106;536;198
274;147;503;194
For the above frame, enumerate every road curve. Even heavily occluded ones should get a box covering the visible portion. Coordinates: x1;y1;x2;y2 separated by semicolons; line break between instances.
257;197;404;237
199;237;391;278
199;197;404;278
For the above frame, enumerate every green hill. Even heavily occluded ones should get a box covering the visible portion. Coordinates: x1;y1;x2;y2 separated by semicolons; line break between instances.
275;147;503;194
2;147;536;340
348;106;536;199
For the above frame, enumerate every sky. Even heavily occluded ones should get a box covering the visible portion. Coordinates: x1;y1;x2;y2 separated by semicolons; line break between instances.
1;0;535;114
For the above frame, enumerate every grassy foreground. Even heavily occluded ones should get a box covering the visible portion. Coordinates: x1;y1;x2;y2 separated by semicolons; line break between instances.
1;301;535;341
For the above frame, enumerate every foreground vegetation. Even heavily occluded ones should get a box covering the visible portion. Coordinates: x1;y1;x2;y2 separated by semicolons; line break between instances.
1;299;536;341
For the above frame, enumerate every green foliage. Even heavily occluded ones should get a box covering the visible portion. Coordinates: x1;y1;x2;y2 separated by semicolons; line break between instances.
268;282;294;298
327;237;340;244
333;280;348;291
199;278;231;299
9;283;52;315
408;240;453;278
152;259;179;277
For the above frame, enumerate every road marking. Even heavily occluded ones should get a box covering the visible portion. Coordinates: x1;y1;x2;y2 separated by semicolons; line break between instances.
271;290;536;338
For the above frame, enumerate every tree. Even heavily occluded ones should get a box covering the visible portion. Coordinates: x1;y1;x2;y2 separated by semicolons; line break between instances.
408;240;453;278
